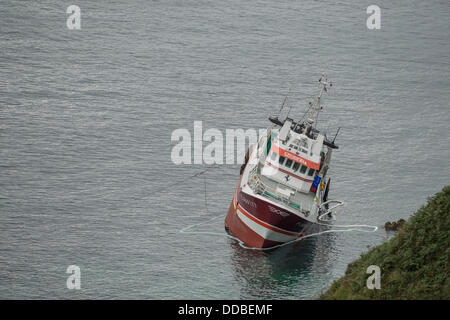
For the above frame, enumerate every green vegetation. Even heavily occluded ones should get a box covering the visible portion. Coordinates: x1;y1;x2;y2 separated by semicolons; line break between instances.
320;186;450;299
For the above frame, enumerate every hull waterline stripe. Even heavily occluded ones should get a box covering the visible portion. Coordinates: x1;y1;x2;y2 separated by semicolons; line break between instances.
235;209;295;243
236;203;304;237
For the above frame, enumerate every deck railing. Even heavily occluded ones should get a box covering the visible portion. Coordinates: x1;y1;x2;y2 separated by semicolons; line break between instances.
247;169;310;214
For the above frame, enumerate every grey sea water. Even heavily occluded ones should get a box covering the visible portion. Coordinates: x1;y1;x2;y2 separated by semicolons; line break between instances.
0;0;449;299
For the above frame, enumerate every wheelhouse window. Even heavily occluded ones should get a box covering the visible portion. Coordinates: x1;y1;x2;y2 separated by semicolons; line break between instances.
279;156;286;165
285;159;293;168
300;165;307;174
292;162;300;171
307;168;315;176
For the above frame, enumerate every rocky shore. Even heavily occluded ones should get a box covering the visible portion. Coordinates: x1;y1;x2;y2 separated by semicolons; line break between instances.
320;186;450;299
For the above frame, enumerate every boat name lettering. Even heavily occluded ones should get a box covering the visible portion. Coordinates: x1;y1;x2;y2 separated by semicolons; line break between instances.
269;206;290;217
240;197;257;208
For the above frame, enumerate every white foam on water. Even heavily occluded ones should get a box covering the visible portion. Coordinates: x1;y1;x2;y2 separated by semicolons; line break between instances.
180;213;378;251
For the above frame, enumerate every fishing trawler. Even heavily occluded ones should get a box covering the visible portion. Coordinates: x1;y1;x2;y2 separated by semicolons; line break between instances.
225;75;343;249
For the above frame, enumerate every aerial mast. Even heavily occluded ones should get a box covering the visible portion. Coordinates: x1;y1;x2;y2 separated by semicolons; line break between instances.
302;74;332;130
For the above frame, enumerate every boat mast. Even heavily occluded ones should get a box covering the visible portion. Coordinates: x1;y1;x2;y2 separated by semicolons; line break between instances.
302;74;332;130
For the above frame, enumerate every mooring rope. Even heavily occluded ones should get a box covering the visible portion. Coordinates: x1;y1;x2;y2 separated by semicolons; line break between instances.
179;169;378;251
180;213;378;251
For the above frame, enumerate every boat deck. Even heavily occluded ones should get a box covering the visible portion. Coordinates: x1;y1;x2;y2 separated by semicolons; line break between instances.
257;173;316;214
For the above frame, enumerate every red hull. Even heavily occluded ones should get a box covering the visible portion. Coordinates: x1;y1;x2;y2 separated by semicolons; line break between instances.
225;176;316;249
225;196;282;248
